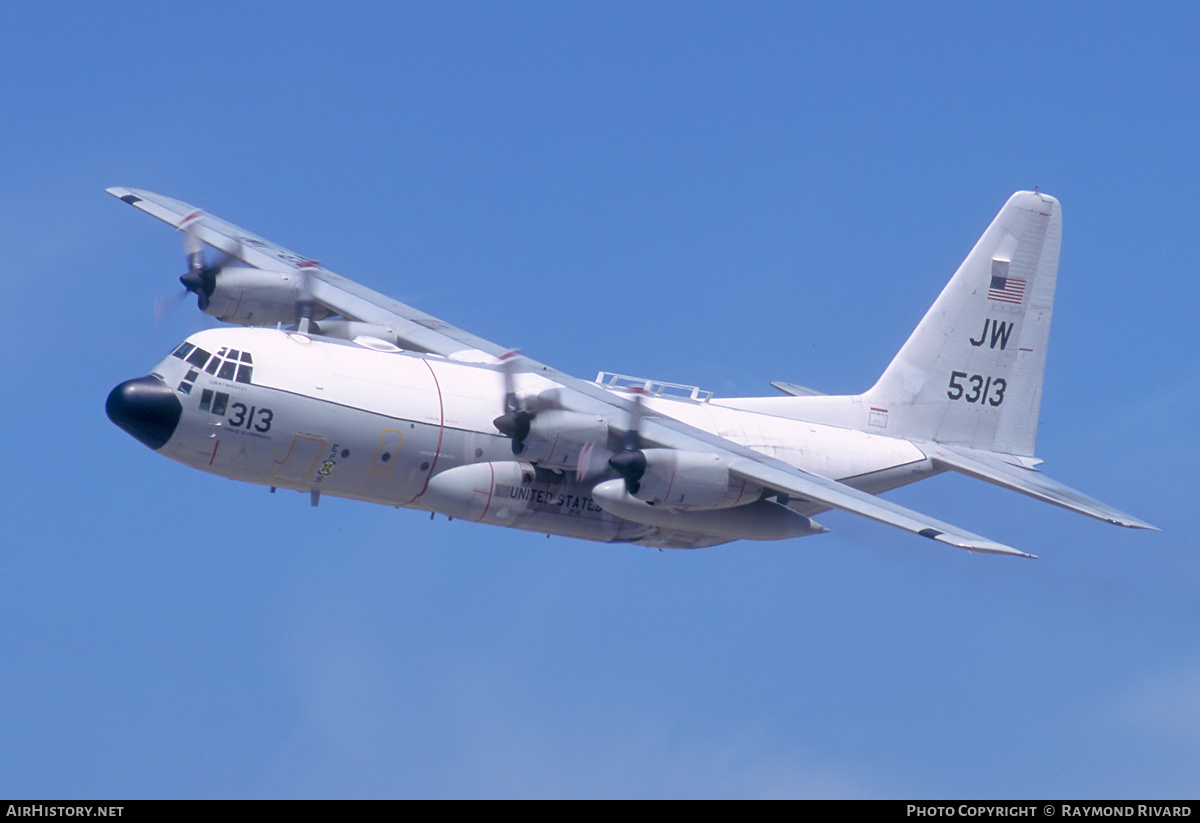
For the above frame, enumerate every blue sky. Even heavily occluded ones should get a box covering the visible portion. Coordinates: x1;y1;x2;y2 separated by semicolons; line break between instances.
2;1;1197;798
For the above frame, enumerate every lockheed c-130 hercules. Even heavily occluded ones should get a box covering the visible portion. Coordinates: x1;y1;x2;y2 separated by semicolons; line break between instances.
106;187;1155;558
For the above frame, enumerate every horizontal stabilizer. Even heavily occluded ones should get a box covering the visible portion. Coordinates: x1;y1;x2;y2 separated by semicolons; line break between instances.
770;381;826;397
924;443;1158;530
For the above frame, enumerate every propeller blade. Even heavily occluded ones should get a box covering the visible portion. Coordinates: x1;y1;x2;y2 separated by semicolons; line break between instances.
576;440;613;483
499;350;522;413
296;261;319;334
154;288;187;327
180;211;204;276
622;391;645;452
493;351;533;453
176;211;232;312
609;391;648;493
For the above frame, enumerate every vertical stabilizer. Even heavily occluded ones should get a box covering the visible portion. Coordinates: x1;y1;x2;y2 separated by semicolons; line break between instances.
864;191;1061;456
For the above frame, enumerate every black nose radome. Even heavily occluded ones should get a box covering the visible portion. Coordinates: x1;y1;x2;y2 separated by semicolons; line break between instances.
106;376;183;450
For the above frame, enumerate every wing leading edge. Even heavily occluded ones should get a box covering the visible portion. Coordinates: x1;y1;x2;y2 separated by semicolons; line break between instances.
107;187;508;360
110;187;1038;557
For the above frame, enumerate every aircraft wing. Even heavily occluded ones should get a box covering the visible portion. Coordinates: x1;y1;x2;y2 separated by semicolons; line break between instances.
922;443;1157;530
494;367;1036;558
107;187;510;360
110;187;1034;558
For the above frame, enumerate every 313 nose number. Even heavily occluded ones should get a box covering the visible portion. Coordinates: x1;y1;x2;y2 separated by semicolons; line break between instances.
229;401;273;432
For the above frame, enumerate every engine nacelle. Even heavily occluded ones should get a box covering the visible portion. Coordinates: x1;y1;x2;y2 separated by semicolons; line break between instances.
590;479;826;540
517;410;610;468
203;267;333;327
632;449;763;510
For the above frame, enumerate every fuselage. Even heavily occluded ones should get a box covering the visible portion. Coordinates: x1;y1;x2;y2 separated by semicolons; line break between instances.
108;327;937;548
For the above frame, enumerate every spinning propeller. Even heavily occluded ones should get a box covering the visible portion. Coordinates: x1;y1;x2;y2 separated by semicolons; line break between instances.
154;211;235;325
154;210;320;331
492;351;534;454
605;391;648;494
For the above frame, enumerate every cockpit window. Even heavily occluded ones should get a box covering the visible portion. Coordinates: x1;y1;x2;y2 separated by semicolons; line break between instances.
199;389;233;416
175;344;256;386
186;348;212;368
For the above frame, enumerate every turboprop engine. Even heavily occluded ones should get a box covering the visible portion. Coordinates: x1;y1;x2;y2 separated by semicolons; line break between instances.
198;266;334;327
621;449;763;510
517;410;610;468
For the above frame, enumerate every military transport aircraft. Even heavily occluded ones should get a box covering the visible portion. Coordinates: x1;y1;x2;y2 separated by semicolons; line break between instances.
106;188;1155;558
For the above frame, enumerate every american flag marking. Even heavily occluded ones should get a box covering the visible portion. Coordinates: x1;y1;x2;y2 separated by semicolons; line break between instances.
988;275;1026;304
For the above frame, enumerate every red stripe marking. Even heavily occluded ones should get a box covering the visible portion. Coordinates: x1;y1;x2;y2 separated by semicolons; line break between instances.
733;476;748;506
477;462;496;521
406;359;445;504
208;439;220;465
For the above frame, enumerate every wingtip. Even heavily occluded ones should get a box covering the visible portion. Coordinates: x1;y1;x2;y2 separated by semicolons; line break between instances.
931;533;1035;559
106;186;142;205
987;547;1037;560
975;544;1038;560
